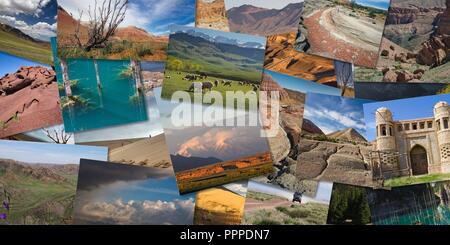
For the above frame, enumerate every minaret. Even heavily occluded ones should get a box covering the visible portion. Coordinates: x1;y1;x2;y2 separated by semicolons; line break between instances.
434;101;450;170
375;107;396;152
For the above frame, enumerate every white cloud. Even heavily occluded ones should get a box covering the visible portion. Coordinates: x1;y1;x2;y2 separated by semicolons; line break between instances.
305;106;365;132
176;127;265;159
78;198;195;225
0;14;55;41
59;0;150;28
0;0;51;16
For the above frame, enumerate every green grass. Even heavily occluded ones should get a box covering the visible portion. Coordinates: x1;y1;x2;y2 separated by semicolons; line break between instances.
1;171;76;224
247;191;283;202
0;29;52;65
161;70;258;109
384;173;450;187
244;202;329;225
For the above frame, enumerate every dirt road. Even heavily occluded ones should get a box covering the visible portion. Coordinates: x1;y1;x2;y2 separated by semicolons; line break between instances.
244;198;294;212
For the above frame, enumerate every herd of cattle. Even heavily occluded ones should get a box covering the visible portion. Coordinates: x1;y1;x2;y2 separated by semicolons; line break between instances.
165;72;260;93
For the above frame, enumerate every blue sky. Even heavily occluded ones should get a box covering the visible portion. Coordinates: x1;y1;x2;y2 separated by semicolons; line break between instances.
59;0;195;36
265;70;340;96
225;0;303;10
103;177;195;203
356;0;390;10
0;0;57;41
0;140;107;165
0;52;47;76
304;92;371;135
364;94;450;142
171;25;267;46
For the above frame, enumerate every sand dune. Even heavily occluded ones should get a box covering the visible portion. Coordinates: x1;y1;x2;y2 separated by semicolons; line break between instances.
82;134;172;168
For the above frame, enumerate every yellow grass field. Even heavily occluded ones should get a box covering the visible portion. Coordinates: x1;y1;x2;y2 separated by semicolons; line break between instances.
194;187;245;225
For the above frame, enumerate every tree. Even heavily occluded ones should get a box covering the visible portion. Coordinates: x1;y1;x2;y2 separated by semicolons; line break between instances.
42;127;72;144
60;59;72;97
334;60;354;96
74;0;128;52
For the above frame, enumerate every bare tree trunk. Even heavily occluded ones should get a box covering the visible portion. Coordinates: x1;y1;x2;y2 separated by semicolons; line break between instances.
93;59;102;89
60;59;72;97
131;60;142;96
334;60;354;96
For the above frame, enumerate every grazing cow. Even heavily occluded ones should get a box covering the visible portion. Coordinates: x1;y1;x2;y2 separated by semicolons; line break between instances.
202;81;213;92
165;75;171;79
223;81;232;87
252;84;258;92
188;81;213;92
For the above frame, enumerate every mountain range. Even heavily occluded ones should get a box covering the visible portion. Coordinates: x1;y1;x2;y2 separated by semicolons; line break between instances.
301;119;368;142
170;154;223;172
227;3;303;36
327;128;368;142
184;29;265;49
168;31;265;81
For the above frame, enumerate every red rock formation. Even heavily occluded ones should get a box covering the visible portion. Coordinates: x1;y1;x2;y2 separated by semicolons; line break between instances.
196;0;229;31
0;66;62;138
265;32;337;85
260;73;289;101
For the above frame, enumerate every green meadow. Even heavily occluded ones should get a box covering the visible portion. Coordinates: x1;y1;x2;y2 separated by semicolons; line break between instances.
0;28;52;65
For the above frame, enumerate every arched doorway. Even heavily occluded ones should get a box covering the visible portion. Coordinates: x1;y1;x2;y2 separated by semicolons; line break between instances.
410;145;428;175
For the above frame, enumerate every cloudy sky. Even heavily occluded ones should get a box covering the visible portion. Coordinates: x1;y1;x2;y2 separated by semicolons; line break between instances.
74;160;195;225
0;0;57;41
364;93;450;142
0;140;107;165
225;0;303;10
59;0;195;35
304;92;370;135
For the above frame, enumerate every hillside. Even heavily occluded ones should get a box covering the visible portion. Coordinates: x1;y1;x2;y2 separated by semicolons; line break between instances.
0;23;52;65
0;158;77;224
301;118;325;135
227;3;303;36
327;128;368;142
56;6;168;60
168;32;265;82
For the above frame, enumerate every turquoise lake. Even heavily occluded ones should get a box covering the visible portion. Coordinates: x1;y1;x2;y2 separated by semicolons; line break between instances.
55;59;147;132
374;206;450;225
52;38;147;132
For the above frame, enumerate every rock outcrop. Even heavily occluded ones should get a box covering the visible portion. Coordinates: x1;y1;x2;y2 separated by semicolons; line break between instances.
0;66;55;96
0;66;62;138
301;118;324;135
295;139;374;187
196;0;230;31
265;32;337;85
416;0;450;67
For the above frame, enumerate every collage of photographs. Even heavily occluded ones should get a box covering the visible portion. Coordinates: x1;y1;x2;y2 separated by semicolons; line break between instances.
0;0;450;226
